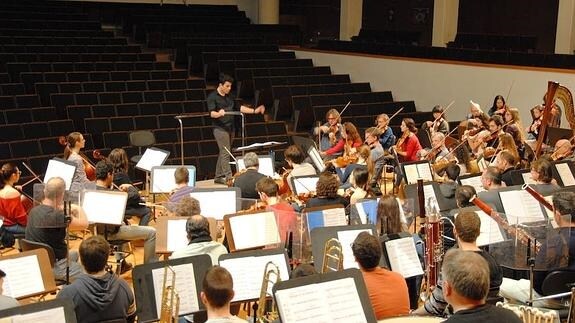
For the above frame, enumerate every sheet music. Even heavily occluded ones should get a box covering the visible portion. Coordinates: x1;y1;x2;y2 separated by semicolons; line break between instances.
556;163;575;186
354;203;367;224
500;190;546;225
236;156;275;177
167;219;189;251
190;190;236;220
43;159;76;190
235;141;286;151
352;200;377;225
276;277;367;323
136;148;169;172
460;176;486;193
416;163;433;182
385;237;424;278
403;164;419;184
396;198;407;224
322;208;347;227
8;307;66;323
521;172;536;185
219;254;290;302
337;229;372;269
477;158;488;172
308;147;325;172
423;185;440;211
152;264;199;316
82;190;127;225
293;177;319;195
229;212;281;250
151;166;196;193
0;255;44;298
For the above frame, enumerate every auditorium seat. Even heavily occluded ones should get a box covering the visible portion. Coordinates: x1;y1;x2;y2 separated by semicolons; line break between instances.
0;124;24;141
116;103;140;117
22;122;50;139
10;139;41;158
47;119;75;137
133;115;157;130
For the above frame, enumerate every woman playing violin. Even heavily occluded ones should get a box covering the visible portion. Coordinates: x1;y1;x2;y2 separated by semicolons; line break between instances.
321;122;362;158
503;107;526;149
488;95;506;116
421;105;449;135
392;118;422;162
63;132;93;193
284;145;317;193
0;163;28;234
375;114;396;150
314;109;343;152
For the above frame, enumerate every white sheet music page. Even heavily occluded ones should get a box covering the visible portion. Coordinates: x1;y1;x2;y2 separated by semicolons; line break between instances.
0;255;44;298
455;211;505;246
151;168;177;193
354;203;367;224
337;229;372;269
276;277;367;323
136;148;169;172
385;237;424;278
500;190;546;225
229;212;281;250
167;219;189;251
294;177;319;195
416;163;433;182
220;254;289;302
152;264;199;317
43;159;76;190
82;190;127;225
460;176;486;193
521;172;536;185
322;208;347;227
403;164;419;184
10;307;66;323
556;163;575;186
423;185;440;212
190;191;236;220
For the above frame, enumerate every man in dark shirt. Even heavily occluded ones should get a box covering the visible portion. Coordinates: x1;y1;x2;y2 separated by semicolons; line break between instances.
440;249;522;323
208;73;265;185
496;151;515;187
25;177;88;281
233;152;266;199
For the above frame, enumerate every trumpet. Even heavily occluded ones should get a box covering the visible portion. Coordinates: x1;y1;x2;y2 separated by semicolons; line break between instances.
322;238;343;273
256;261;281;323
159;265;180;323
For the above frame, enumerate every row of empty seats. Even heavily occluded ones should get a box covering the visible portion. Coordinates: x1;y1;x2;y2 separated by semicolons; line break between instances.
0;52;155;63
0;36;127;45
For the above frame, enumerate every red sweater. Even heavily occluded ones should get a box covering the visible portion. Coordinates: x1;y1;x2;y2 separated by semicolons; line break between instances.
325;138;362;156
0;196;27;226
402;134;422;162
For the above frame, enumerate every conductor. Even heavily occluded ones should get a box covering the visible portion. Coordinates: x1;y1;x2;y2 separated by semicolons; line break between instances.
209;73;265;185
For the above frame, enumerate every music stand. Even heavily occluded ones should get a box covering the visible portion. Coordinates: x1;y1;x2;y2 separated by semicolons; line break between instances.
0;298;76;322
307;146;325;172
400;160;433;185
190;187;241;220
81;190;128;226
135;147;170;200
132;254;212;322
43;158;77;191
150;165;196;194
405;182;449;215
310;224;379;272
234;154;275;177
272;269;377;323
224;210;281;252
155;216;219;260
174;113;209;165
552;160;575;187
458;172;487;193
290;175;319;196
291;135;317;153
547;126;573;147
0;249;57;300
218;248;291;303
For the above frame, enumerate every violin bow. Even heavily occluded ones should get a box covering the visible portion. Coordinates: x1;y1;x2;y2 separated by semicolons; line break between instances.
339;101;352;117
20;162;43;187
387;106;405;123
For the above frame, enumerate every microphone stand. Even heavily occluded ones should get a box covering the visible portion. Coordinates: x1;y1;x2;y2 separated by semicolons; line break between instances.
526;238;536;306
64;201;72;285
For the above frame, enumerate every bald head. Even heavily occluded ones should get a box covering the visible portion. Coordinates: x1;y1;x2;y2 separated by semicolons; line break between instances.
186;214;211;242
44;177;66;200
555;139;572;156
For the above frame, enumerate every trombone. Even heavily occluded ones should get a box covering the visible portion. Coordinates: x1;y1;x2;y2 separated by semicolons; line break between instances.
256;261;281;323
322;238;343;273
159;265;180;323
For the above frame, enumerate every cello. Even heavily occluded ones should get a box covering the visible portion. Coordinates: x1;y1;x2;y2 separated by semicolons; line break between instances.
59;136;96;181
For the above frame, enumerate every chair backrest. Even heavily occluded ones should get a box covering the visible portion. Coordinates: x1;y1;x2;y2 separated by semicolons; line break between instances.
541;270;575;296
19;239;57;268
129;130;155;148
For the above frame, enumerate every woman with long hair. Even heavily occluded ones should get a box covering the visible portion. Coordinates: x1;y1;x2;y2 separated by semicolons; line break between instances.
63;132;91;192
322;122;362;157
392;118;422;162
0;163;27;234
349;167;374;204
107;148;151;226
339;145;374;186
488;95;506;116
493;132;520;166
504;107;526;148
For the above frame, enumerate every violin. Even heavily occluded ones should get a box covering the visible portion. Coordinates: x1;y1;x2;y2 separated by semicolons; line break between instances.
58;136;96;181
327;155;359;168
237;200;268;214
328;124;340;146
277;168;292;197
395;132;408;151
226;169;247;187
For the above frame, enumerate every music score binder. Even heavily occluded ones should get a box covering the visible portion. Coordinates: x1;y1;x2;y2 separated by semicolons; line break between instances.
81;189;127;225
0;298;76;322
310;224;379;272
189;187;241;220
303;205;347;238
43;157;77;190
224;210;281;252
272;268;377;323
218;248;291;303
133;254;212;323
400;160;433;185
0;249;56;300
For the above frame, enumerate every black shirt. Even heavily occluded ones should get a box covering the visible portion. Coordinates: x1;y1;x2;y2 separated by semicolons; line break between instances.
233;169;267;199
25;204;68;260
206;89;236;131
500;167;514;187
444;304;522;323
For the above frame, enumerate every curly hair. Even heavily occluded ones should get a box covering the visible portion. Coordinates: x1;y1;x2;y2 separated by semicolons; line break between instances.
315;171;339;198
175;196;201;217
351;231;381;270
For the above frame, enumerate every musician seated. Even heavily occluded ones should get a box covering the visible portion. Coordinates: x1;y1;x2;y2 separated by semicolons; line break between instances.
496;151;515;187
25;177;88;282
233;152;267;199
313;108;343;152
526;106;544;141
0;163;28;235
419;132;450;163
256;177;297;244
551;139;574;161
439;249;521;323
338;145;372;188
377;195;423;258
481;166;503;191
352;231;410;319
170;214;227;265
109;148;152;226
500;191;575;308
488;95;506;116
201;266;247;323
348;168;375;204
305;171;349;209
413;211;503;317
0;269;19;310
438;164;460;211
530;158;559;195
392;118;422;162
421;105;449;135
167;166;195;212
57;236;136;323
320;122;362;158
290;263;317;278
365;127;385;161
94;161;157;265
173;196;201;217
375;113;396;151
284;145;317;193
